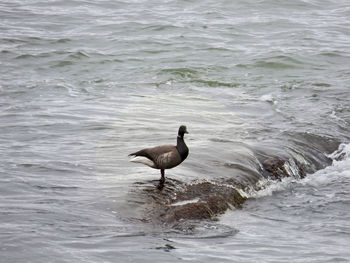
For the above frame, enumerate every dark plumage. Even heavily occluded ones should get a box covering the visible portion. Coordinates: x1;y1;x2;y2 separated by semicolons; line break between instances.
129;125;189;185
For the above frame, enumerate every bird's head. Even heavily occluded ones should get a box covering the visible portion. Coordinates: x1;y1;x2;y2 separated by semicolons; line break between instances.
178;125;188;137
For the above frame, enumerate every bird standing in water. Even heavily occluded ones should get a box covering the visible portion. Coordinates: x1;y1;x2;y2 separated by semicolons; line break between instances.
129;125;189;186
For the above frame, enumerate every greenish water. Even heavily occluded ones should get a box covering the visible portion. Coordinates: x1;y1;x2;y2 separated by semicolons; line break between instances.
1;0;350;262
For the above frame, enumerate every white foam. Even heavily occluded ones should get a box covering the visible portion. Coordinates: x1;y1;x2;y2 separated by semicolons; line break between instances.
245;177;298;199
260;94;277;104
245;143;350;198
327;143;350;162
301;143;350;187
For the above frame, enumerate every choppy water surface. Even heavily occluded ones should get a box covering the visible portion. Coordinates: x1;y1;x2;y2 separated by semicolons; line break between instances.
1;0;350;262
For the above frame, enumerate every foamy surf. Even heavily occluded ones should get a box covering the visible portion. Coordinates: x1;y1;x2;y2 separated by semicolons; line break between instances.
301;143;350;187
241;143;350;200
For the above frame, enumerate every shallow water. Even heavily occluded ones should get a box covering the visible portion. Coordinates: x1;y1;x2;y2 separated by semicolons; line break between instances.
1;0;350;262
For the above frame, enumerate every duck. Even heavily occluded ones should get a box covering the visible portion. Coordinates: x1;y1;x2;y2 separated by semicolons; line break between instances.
129;125;189;185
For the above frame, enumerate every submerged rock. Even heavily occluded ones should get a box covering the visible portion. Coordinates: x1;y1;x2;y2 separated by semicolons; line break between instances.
134;154;322;224
160;182;246;223
261;157;307;180
143;181;246;224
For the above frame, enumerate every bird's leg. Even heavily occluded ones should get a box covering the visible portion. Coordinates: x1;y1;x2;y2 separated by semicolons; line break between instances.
157;169;165;190
159;169;165;185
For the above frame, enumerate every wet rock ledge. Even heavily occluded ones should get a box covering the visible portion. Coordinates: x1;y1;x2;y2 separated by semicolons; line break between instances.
158;181;246;223
136;156;309;224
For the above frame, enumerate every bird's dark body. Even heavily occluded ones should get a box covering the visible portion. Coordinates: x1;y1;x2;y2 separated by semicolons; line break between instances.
129;125;189;185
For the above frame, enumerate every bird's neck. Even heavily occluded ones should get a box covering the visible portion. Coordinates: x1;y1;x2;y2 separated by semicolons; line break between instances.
176;135;188;161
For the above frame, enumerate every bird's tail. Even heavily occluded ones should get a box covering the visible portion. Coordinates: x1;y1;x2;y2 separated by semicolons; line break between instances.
128;149;155;167
128;149;148;157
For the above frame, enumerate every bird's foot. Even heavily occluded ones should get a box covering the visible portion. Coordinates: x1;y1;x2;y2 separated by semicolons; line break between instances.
157;177;165;190
157;182;164;190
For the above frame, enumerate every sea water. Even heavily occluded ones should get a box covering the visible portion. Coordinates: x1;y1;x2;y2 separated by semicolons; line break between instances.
1;0;350;262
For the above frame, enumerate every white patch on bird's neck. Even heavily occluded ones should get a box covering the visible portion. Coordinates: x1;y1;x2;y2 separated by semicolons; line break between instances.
129;156;156;168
